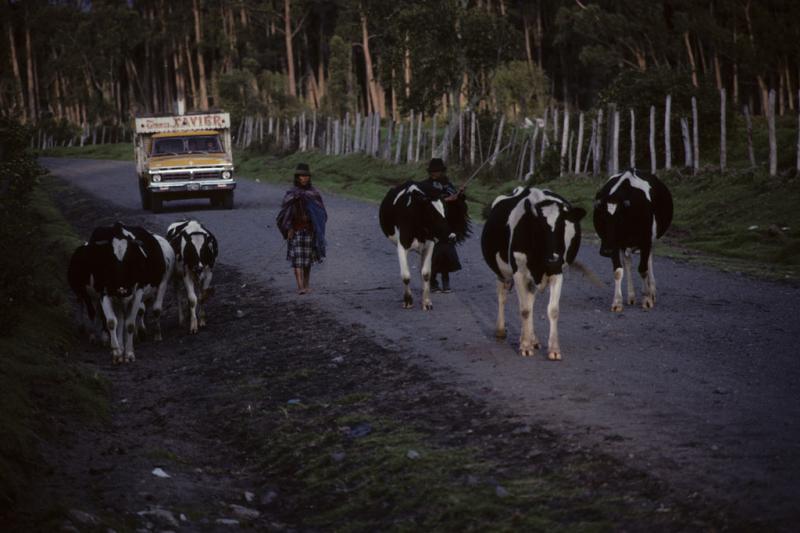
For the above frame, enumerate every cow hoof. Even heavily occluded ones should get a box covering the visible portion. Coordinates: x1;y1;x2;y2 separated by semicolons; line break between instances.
642;297;654;310
611;303;623;312
520;348;535;357
627;296;636;305
154;334;163;342
422;302;433;311
124;353;136;363
402;301;413;309
199;319;207;328
495;329;507;340
548;351;562;361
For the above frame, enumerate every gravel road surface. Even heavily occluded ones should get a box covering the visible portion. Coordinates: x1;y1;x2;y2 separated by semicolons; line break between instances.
42;157;800;524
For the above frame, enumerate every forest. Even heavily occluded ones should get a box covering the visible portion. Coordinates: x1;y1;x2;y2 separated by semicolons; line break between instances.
3;0;800;132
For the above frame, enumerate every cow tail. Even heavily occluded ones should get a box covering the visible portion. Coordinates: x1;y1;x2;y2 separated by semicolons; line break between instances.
570;260;605;288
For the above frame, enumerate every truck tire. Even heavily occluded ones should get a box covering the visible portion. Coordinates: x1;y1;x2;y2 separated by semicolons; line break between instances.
140;185;151;210
222;190;234;209
151;195;163;213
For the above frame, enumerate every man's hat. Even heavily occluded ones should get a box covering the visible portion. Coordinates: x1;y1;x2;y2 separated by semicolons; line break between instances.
294;162;311;176
427;158;446;173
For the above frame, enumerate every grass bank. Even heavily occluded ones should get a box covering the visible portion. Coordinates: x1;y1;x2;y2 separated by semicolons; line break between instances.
40;143;800;280
0;174;109;519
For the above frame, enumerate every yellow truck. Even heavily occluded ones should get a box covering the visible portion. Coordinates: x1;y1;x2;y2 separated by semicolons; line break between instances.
134;112;237;212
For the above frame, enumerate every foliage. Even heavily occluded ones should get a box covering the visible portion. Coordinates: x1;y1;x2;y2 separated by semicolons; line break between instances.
320;35;354;118
492;60;549;119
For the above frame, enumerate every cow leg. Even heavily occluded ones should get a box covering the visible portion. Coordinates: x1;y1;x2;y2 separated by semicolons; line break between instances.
420;241;435;311
135;300;147;340
611;250;624;312
546;274;563;361
513;271;537;356
198;269;214;328
623;249;635;305
639;244;655;309
175;278;186;327
123;291;142;362
184;274;199;334
101;296;123;363
495;278;510;339
151;277;170;341
397;243;413;309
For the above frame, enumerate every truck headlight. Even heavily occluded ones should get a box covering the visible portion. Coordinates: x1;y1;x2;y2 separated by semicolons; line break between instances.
152;174;162;182
222;171;231;179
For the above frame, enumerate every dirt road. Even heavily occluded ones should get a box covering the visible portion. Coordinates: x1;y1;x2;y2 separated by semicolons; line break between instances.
41;157;800;527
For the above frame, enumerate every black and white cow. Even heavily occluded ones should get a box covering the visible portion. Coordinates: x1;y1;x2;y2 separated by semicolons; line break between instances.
126;226;175;341
593;169;673;312
68;242;102;342
481;187;586;359
379;181;453;310
166;220;218;333
76;222;172;363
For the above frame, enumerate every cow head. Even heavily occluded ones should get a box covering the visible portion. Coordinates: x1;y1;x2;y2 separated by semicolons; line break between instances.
181;232;216;275
593;186;635;257
532;199;586;276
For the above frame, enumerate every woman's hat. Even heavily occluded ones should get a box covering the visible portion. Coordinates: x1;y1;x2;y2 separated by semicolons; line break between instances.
294;163;311;176
427;158;446;173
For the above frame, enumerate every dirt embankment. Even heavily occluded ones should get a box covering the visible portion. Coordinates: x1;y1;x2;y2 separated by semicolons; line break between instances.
9;177;772;532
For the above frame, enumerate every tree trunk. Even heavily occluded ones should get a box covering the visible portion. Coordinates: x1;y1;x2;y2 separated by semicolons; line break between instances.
283;0;296;97
692;96;700;173
744;104;755;168
611;109;620;175
684;32;699;88
192;0;209;110
649;105;656;173
664;94;672;170
6;22;25;121
720;88;727;172
24;17;37;122
361;10;382;117
768;89;777;176
183;37;197;109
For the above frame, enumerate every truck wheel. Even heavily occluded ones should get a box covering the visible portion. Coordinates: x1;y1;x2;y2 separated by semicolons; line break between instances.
222;190;234;209
140;184;151;210
151;195;163;213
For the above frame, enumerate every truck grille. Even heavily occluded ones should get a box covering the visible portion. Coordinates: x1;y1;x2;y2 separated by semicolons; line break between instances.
162;171;222;181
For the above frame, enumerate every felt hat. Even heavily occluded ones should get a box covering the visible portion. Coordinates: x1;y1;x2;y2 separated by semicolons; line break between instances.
294;162;312;176
427;158;446;173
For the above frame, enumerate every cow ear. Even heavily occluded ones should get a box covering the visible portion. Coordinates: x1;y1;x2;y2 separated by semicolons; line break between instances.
565;207;587;222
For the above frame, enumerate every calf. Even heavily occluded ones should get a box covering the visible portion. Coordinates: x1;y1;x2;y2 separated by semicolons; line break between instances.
379;181;453;310
593;169;673;311
167;220;218;333
481;187;586;359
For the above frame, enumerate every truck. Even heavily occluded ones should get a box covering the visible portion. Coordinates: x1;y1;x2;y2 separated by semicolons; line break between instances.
134;111;237;212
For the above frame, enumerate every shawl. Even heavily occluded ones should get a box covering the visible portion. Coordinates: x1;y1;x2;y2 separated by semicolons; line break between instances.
276;186;327;258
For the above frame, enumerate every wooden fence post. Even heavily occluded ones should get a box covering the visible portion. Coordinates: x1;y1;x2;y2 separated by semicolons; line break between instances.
720;88;727;172
415;113;423;162
649;105;656;174
540;107;549;158
395;122;404;163
692;96;699;174
470;111;476;165
797;90;800;173
768;89;777;176
664;94;672;170
629;108;636;169
406;111;415;162
611;108;620;175
575;112;584;175
680;117;692;168
560;109;569;175
430;115;437;156
743;104;755;167
490;114;505;167
529;124;539;177
594;109;604;176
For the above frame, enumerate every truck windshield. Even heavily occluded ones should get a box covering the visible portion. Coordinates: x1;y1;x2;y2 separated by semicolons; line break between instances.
152;136;223;155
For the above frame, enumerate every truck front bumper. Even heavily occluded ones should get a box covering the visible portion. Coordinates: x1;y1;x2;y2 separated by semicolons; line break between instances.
147;180;236;197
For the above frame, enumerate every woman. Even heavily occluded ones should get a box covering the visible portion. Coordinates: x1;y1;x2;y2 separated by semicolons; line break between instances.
276;163;327;294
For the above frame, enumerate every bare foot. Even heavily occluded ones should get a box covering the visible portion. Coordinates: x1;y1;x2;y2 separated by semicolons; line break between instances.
297;288;307;295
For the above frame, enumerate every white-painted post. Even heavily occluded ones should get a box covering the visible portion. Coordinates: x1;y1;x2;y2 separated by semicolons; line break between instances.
585;121;596;174
692;96;699;174
664;94;672;170
529;124;539;177
768;89;777;176
406;110;415;162
354;113;362;153
649;105;656;174
594;109;604;176
415;112;423;161
720;88;727;172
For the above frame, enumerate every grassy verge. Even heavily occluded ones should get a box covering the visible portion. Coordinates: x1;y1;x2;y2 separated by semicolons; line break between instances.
0;174;109;517
40;143;800;281
38;142;134;161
